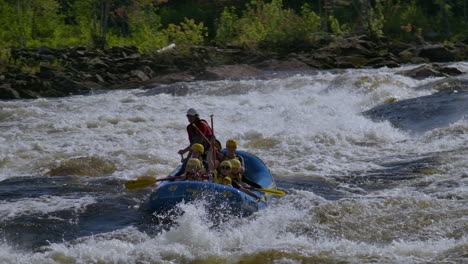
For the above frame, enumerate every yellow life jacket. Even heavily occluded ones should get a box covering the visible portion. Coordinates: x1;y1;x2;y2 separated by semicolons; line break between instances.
229;172;242;183
214;173;232;186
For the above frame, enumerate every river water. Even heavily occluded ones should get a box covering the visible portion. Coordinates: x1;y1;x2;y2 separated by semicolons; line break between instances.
1;63;467;263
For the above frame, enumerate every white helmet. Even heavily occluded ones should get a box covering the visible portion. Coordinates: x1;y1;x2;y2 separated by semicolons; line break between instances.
186;108;198;116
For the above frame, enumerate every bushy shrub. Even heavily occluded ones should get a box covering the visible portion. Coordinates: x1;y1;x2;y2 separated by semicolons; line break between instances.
162;18;208;53
108;5;167;54
215;6;240;45
214;0;324;52
300;4;322;40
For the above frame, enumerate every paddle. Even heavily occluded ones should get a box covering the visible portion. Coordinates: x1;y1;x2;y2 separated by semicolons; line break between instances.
210;114;217;170
191;123;224;159
124;175;181;190
242;186;286;196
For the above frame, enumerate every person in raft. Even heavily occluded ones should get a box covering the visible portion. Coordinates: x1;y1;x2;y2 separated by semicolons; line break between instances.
207;139;244;173
179;158;210;182
229;159;262;199
189;143;209;171
178;108;213;159
213;160;233;186
222;139;244;169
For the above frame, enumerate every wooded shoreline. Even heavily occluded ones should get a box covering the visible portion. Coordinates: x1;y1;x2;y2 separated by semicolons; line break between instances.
1;35;467;100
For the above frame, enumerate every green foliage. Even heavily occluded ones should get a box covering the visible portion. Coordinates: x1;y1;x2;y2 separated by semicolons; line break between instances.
0;1;18;47
237;18;267;50
69;0;95;45
214;0;325;51
369;0;384;37
162;18;208;53
158;1;217;38
329;15;349;36
0;47;10;72
107;4;167;54
214;6;240;45
300;4;322;38
381;1;411;41
1;0;468;55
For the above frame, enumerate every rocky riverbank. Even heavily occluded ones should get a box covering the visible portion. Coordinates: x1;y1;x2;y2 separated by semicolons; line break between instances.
1;35;467;100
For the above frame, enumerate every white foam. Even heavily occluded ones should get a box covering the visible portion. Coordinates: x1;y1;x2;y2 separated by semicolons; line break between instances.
0;64;467;263
0;195;96;221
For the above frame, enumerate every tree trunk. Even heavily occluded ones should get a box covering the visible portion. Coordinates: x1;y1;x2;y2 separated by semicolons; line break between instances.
100;1;110;39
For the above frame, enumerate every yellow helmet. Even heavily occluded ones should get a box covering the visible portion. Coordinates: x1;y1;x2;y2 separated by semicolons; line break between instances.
230;159;241;169
191;143;204;154
226;139;237;148
185;158;202;172
219;160;232;169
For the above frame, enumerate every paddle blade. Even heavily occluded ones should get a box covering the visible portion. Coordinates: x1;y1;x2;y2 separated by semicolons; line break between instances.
124;176;157;190
254;188;286;197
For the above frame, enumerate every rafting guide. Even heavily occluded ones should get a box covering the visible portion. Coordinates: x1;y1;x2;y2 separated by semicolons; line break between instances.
178;108;214;158
124;108;284;216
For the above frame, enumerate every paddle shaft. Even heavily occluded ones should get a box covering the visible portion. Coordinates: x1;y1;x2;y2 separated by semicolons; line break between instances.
242;186;286;196
191;123;223;158
210;114;217;169
153;175;181;182
125;175;182;190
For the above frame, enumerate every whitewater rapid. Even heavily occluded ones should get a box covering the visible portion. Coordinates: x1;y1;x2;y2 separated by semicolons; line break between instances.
0;63;467;263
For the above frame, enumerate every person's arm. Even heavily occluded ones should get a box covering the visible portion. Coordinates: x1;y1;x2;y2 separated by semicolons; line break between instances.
178;145;191;155
179;124;194;155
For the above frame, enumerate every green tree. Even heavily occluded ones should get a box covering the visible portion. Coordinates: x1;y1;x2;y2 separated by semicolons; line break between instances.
215;6;240;45
162;17;207;53
0;0;62;47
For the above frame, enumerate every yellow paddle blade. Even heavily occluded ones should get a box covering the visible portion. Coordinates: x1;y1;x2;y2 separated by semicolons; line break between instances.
254;188;286;197
125;176;157;190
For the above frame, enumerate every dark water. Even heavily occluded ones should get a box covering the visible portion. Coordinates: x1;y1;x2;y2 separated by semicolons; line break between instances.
0;66;467;263
0;176;152;250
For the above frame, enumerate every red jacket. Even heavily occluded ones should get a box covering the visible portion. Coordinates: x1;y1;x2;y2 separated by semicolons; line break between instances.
187;119;213;143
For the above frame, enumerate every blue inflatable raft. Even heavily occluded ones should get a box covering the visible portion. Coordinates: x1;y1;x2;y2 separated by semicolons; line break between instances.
148;151;275;217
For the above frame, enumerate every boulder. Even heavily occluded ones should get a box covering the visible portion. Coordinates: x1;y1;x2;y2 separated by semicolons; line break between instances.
331;36;375;57
0;84;20;99
398;48;416;63
367;58;401;68
38;65;67;79
254;58;312;71
196;64;263;81
396;64;463;80
131;70;149;81
362;88;468;134
146;71;195;85
141;83;192;96
416;45;456;62
334;55;369;68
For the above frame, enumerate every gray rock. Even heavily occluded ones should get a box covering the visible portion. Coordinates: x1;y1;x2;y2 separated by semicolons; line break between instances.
196;64;263;80
397;64;463;80
416;45;456;62
0;84;20;99
254;58;312;71
362;82;468;134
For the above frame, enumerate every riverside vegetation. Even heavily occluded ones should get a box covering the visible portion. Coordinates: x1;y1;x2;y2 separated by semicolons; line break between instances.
1;0;467;99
